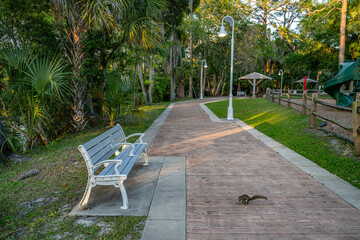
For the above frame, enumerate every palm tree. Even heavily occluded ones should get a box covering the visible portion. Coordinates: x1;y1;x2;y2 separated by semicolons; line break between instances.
0;47;70;149
51;0;127;131
120;0;165;108
104;72;132;126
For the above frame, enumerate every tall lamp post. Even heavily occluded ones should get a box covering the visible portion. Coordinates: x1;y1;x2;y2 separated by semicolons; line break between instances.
278;69;284;96
218;16;235;120
200;59;208;99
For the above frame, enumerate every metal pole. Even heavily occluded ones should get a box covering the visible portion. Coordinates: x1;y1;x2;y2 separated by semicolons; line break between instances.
200;60;206;99
228;17;234;120
278;69;284;96
218;16;234;120
252;79;256;98
280;72;283;96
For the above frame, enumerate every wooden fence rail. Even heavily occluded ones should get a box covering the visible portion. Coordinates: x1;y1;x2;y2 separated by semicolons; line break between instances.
266;88;360;156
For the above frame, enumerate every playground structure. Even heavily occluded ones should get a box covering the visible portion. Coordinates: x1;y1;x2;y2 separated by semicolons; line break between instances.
324;59;360;106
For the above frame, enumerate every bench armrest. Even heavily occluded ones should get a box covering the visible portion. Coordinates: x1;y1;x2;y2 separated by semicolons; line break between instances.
111;142;135;157
125;133;145;143
93;159;123;176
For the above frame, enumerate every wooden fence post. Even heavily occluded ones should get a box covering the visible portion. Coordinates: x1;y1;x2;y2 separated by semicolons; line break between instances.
278;91;281;105
287;89;291;109
266;88;270;100
352;92;360;156
302;90;307;115
272;90;274;103
310;93;317;128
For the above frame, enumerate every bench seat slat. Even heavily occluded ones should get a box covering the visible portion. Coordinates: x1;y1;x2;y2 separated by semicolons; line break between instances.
83;125;123;149
97;145;138;176
97;147;133;176
97;144;146;177
117;144;146;177
90;135;129;166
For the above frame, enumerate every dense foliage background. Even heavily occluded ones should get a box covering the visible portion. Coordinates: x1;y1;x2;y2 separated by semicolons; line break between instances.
0;0;359;155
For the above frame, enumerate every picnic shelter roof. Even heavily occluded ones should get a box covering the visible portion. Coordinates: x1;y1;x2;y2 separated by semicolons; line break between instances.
296;78;318;83
238;72;273;80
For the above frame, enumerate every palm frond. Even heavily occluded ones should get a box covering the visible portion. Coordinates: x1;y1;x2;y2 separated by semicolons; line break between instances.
82;0;129;29
25;56;70;102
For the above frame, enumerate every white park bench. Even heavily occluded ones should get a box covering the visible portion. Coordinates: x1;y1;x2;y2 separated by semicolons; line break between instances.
237;91;246;97
77;124;148;210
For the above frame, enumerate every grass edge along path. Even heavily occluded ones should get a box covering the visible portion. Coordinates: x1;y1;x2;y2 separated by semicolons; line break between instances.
206;98;360;190
0;102;169;240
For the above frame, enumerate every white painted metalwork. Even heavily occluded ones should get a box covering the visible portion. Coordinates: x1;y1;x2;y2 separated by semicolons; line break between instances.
218;16;235;120
200;59;207;99
77;124;148;210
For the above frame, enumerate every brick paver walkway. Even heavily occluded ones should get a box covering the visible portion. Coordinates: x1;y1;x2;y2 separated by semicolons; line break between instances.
148;100;360;239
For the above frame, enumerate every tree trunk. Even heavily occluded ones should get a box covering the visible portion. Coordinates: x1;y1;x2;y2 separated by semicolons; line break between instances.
339;0;348;64
133;50;138;109
71;37;88;132
148;55;154;105
36;122;48;146
215;71;224;96
188;0;194;99
86;94;95;116
177;45;185;98
137;64;148;104
221;78;226;96
170;33;176;101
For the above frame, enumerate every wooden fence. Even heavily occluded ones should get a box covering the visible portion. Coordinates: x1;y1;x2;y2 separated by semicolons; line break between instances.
266;88;360;156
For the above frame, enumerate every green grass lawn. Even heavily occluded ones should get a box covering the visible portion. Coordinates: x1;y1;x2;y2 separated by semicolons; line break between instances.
0;102;168;239
206;98;360;189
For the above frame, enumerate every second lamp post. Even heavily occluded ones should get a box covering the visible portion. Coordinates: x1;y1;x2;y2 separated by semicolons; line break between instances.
278;69;284;96
200;59;208;99
218;16;234;120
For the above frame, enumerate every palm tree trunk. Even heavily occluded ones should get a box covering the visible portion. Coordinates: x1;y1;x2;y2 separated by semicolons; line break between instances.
71;38;88;132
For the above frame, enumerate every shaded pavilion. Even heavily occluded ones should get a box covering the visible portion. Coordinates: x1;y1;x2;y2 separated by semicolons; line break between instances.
238;72;272;98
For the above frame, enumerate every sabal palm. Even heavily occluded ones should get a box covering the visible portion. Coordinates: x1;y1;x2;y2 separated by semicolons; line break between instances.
120;0;165;107
0;48;70;149
51;0;128;131
121;0;164;49
104;72;132;126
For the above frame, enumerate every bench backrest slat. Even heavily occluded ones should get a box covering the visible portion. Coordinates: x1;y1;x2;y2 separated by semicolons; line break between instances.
83;124;123;149
87;132;125;159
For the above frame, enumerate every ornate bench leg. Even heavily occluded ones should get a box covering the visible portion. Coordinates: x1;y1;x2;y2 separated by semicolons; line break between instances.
115;180;128;209
143;148;149;166
78;179;94;210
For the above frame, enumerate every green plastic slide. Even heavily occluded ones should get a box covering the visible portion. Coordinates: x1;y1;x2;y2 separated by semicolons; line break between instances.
324;59;360;107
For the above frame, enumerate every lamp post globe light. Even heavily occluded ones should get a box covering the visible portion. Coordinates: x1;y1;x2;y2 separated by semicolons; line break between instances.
218;16;234;120
278;69;284;96
200;59;208;99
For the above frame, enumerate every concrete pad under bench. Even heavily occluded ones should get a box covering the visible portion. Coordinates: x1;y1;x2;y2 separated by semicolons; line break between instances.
69;157;164;216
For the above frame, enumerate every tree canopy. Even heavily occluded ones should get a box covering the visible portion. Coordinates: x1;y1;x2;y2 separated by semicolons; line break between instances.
1;0;359;151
